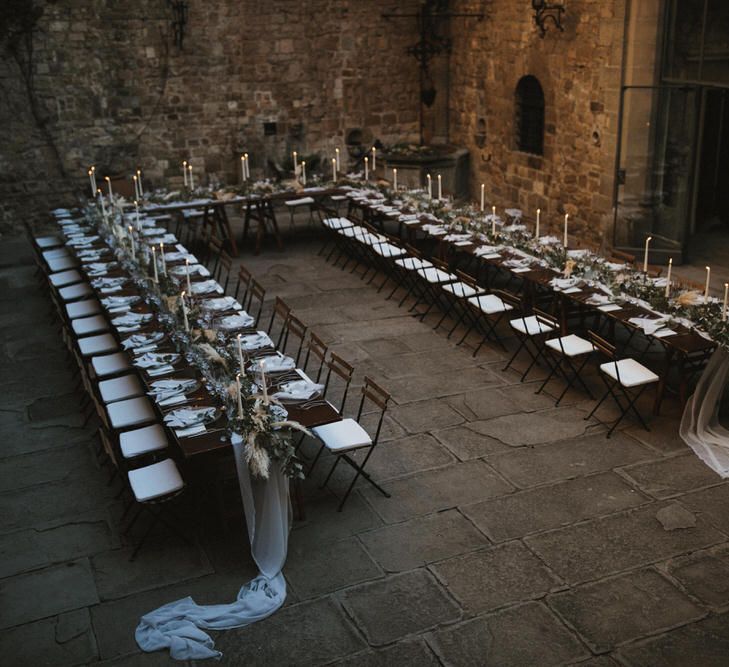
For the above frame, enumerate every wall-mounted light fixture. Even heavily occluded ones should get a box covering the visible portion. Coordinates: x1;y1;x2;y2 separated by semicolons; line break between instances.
532;0;565;37
167;0;188;50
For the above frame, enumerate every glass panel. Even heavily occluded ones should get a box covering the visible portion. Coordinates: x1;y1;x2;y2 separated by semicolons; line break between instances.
664;0;705;82
614;86;699;253
701;0;729;84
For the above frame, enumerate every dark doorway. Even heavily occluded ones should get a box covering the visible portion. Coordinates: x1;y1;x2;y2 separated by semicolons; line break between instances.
695;88;729;233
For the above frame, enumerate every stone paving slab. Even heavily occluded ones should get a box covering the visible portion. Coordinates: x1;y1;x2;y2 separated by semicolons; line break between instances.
384;366;506;404
0;558;99;630
91;539;214;602
473;406;595;447
361;460;514;523
0;608;98;667
678;482;729;534
285;536;383;599
390;398;465;433
362;433;454;481
341;569;461;646
619;453;723;499
0;477;114;534
214;596;366;664
526;503;727;584
430;601;586;667
663;544;729;609
432;424;512;459
359;509;488;572
331;638;441;666
432;540;561;614
616;612;729;666
0;521;115;579
462;471;649;542
0;444;96;493
549;568;705;652
486;431;655;488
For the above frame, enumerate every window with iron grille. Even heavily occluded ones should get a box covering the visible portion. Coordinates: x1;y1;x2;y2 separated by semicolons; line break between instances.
516;75;545;155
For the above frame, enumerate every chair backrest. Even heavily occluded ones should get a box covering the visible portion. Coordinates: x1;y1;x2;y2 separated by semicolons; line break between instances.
645;265;662;278
431;257;450;273
588;330;616;360
206;237;223;273
610;249;635;266
247;278;266;325
673;275;705;292
492;288;522;311
235;264;253;302
356;376;391;445
282;313;308;365
533;307;559;330
323;352;354;413
268;296;291;346
455;269;479;291
404;243;421;259
216;250;233;293
303;332;328;382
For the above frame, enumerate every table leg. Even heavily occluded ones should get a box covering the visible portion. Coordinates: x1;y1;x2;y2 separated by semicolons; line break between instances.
218;205;239;256
654;347;675;415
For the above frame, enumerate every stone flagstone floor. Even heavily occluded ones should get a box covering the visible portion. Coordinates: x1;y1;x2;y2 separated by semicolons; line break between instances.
2;228;729;666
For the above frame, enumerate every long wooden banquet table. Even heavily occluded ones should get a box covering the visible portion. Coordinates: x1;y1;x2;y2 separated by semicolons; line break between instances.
142;186;345;256
346;193;717;415
52;208;342;466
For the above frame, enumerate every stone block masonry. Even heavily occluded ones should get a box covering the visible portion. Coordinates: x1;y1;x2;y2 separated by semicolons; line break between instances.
448;0;628;245
0;0;421;232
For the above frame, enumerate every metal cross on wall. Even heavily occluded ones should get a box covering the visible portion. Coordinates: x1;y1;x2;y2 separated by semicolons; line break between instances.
382;0;484;144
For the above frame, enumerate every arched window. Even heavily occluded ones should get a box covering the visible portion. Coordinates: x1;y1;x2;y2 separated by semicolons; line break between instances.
515;75;545;155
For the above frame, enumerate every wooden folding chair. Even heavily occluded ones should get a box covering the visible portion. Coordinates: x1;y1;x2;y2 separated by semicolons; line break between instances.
312;376;391;511
585;331;659;437
303;332;328;382
267;296;291;347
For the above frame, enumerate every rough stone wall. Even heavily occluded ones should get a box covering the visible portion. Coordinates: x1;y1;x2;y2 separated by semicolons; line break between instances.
448;0;628;245
0;0;421;233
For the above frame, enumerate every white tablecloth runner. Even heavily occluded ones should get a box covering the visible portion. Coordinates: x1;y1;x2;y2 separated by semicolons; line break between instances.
135;434;290;660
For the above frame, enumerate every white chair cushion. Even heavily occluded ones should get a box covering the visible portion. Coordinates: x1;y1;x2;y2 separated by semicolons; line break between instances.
467;294;514;315
120;423;168;459
285;197;315;207
128;458;184;502
49;269;83;288
372;243;406;259
99;374;144;403
59;282;93;301
322;217;354;231
66;299;102;320
418;267;457;284
395;257;432;271
600;358;659;388
330;194;348;202
311;418;372;453
339;225;367;239
106;396;156;430
47;256;78;273
42;248;71;260
92;352;132;377
78;333;119;357
35;235;63;248
545;334;595;358
509;315;557;336
443;281;481;298
72;315;110;337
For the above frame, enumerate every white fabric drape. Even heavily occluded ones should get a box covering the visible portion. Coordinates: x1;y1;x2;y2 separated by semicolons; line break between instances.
135;434;290;660
680;347;729;477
